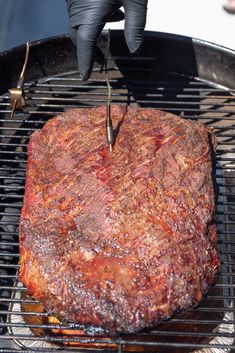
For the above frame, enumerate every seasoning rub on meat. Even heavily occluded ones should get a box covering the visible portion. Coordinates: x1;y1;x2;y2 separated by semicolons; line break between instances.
19;105;220;334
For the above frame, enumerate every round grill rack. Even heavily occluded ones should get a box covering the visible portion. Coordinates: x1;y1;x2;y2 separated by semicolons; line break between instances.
0;31;235;353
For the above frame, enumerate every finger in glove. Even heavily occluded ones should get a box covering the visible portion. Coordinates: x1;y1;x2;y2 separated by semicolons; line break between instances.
67;0;148;80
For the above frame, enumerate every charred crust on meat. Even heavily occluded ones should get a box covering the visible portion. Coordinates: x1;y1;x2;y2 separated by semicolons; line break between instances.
19;105;220;334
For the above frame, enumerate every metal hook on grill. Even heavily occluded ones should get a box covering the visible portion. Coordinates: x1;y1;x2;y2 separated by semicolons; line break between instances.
9;42;30;118
97;30;114;153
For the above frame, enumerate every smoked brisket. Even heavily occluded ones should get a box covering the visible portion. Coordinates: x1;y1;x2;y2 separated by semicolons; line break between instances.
19;105;220;334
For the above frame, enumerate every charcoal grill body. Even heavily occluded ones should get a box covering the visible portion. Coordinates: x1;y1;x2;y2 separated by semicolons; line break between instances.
0;31;235;92
0;31;235;353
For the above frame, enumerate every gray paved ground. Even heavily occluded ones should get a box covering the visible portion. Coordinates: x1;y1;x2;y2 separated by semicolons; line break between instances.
147;0;235;50
109;0;235;51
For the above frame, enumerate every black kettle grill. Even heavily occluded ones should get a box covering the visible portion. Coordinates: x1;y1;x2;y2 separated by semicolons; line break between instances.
0;31;235;352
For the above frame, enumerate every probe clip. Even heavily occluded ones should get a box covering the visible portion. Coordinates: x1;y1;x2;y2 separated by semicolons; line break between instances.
9;42;30;118
97;30;114;153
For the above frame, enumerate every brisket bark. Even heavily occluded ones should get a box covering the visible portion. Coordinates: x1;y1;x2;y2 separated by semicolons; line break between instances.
19;105;220;334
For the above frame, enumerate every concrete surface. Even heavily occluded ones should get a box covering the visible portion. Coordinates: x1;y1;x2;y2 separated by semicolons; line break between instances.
0;0;234;52
108;0;235;50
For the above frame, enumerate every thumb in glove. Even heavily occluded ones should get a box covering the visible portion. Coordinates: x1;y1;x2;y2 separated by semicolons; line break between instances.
66;0;148;80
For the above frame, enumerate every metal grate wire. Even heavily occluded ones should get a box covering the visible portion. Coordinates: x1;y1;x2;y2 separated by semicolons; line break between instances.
0;63;235;353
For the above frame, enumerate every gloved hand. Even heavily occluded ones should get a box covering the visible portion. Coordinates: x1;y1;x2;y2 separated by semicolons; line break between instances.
66;0;148;80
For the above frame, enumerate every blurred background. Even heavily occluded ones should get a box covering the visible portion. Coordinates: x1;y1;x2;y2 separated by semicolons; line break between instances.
0;0;234;53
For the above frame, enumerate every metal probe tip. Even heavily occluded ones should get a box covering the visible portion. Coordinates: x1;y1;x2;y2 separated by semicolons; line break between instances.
106;112;114;153
10;100;17;118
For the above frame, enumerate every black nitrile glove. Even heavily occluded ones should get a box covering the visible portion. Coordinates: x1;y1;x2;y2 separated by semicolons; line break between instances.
66;0;148;80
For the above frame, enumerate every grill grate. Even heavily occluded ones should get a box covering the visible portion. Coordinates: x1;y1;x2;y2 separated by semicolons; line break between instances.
0;54;235;353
